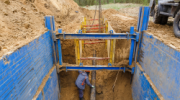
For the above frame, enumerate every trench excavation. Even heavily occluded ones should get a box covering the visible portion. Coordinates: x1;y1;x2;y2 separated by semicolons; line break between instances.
0;0;180;99
59;71;132;100
58;8;134;99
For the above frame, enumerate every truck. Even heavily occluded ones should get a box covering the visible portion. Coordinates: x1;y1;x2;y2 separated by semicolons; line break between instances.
149;0;180;37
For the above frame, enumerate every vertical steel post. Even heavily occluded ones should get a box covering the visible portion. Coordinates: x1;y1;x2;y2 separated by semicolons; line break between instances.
90;50;96;100
57;40;62;65
129;27;135;65
49;16;59;72
57;29;63;65
135;7;144;64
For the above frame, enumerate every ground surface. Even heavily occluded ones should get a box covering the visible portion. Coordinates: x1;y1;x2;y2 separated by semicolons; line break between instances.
1;1;180;100
85;3;180;51
116;3;180;51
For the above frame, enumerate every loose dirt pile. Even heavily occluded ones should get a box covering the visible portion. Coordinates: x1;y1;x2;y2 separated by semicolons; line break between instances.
0;0;46;57
117;4;180;51
0;0;83;58
147;22;180;50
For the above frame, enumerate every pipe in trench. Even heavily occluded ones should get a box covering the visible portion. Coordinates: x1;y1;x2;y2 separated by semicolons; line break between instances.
90;50;96;100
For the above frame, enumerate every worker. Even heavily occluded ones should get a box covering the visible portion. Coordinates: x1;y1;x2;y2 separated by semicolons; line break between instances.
75;70;94;100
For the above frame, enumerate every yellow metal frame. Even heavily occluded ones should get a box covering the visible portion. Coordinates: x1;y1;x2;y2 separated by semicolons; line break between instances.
75;39;80;64
109;39;116;64
75;17;116;65
82;17;86;52
105;20;108;49
75;17;86;64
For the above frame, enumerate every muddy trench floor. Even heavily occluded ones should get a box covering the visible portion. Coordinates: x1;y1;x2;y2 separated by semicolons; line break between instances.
59;71;132;100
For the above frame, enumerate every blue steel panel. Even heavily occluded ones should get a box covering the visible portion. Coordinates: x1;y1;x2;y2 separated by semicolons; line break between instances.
36;92;43;100
137;7;150;32
45;16;53;30
35;68;60;100
137;7;142;31
139;32;180;99
0;31;55;100
132;64;160;100
44;68;59;100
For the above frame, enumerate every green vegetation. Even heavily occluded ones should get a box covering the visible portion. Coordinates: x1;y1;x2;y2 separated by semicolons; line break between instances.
83;3;142;10
74;0;150;6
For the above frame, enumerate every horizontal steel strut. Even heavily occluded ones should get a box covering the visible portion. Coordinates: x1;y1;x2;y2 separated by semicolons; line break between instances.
60;66;134;74
56;33;138;40
80;57;109;60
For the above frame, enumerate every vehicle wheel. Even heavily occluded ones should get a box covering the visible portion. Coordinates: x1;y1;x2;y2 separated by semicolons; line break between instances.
173;10;180;38
153;5;162;24
161;16;168;25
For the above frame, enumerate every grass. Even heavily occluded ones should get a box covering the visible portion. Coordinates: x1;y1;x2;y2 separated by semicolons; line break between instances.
83;3;144;10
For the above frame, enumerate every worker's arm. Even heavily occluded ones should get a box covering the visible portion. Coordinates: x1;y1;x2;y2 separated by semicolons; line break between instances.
85;77;93;87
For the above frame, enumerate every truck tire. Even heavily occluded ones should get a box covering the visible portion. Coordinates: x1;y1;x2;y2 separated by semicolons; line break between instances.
161;16;168;25
173;10;180;38
153;5;162;24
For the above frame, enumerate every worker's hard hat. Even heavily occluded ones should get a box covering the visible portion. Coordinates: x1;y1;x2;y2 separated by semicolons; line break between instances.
85;70;90;72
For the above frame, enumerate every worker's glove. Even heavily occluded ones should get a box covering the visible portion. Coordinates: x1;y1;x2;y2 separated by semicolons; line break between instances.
92;85;95;88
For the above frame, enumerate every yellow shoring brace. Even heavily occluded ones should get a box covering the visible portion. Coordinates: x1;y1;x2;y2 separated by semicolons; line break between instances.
81;17;86;52
80;18;85;52
84;17;86;33
109;39;114;64
75;39;80;65
112;39;116;64
82;22;84;33
105;20;108;49
81;22;83;31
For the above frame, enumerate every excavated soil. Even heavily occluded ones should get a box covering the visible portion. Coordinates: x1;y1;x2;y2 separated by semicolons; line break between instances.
0;0;82;58
146;22;180;50
1;0;180;100
117;4;180;51
60;71;132;100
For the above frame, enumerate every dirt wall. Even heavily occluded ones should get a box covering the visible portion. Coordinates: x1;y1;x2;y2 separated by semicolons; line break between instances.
0;0;82;58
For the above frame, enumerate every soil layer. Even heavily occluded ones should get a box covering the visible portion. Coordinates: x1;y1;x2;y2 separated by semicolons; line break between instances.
60;71;132;100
